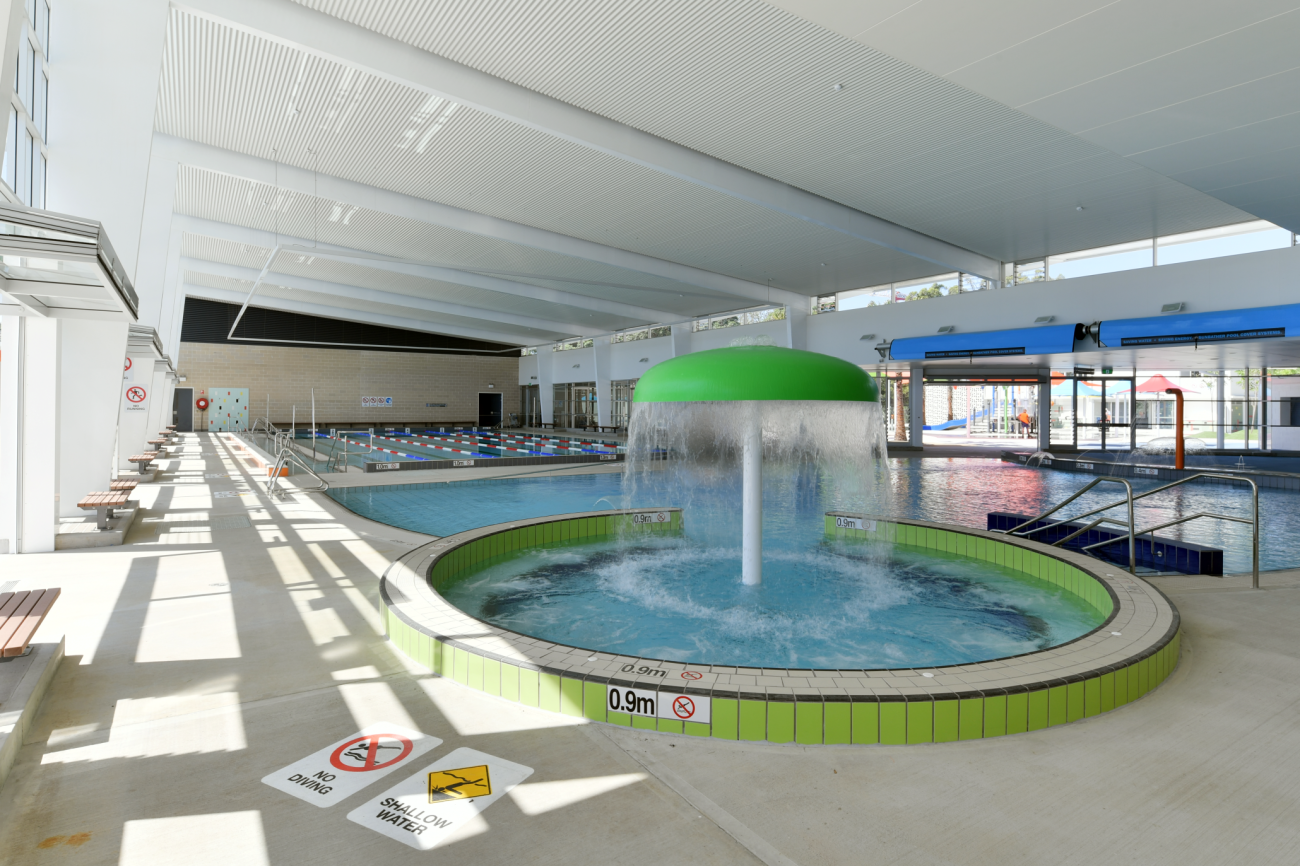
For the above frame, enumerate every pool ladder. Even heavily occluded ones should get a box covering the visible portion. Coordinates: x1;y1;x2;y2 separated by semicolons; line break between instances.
997;473;1259;587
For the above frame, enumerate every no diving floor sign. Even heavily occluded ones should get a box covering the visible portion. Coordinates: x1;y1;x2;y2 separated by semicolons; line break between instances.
262;723;441;808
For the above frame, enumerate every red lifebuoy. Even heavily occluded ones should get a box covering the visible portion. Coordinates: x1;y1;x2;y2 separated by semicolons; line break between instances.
195;397;210;410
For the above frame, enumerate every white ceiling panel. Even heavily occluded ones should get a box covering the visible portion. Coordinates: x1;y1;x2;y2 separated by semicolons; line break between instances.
173;166;746;316
181;232;648;332
157;8;945;293
183;269;565;340
773;0;1300;233
293;0;1252;260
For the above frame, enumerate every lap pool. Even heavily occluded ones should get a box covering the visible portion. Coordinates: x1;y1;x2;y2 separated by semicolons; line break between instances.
329;459;1294;574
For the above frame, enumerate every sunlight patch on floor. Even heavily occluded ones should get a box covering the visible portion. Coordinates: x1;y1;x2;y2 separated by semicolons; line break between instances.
119;810;269;866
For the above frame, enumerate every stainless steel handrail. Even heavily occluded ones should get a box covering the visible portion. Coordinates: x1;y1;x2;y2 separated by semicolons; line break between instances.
1000;472;1260;587
267;442;329;497
1004;477;1136;574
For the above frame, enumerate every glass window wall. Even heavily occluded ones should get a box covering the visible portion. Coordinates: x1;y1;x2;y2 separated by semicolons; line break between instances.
2;0;49;206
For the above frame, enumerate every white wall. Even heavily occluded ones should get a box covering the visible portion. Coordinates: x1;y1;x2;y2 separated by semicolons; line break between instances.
808;245;1300;367
46;0;170;280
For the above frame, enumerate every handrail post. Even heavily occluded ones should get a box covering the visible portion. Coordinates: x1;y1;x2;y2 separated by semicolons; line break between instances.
1125;480;1135;574
1251;478;1259;589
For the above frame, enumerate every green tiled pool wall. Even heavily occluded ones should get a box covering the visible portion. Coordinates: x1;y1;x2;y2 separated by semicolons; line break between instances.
386;605;1180;745
428;510;682;593
381;512;1178;745
825;516;1116;619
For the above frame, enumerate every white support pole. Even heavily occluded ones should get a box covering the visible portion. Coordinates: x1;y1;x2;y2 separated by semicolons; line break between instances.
742;410;763;586
908;363;925;448
1038;379;1051;452
1216;373;1226;450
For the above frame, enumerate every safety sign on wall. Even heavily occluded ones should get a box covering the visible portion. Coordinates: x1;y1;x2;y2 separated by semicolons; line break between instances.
261;723;442;808
346;747;533;851
361;396;393;408
208;388;249;432
122;382;149;412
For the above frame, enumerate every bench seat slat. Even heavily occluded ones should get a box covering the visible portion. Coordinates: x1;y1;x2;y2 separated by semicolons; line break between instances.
0;591;26;620
2;587;60;656
0;590;43;652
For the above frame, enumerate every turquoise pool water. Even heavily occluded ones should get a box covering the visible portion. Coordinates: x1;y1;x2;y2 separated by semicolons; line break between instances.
328;459;1289;573
441;533;1104;668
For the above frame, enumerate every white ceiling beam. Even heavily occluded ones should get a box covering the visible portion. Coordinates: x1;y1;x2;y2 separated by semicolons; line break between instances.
175;214;676;324
155;138;801;310
182;257;590;336
173;0;1001;282
183;285;531;348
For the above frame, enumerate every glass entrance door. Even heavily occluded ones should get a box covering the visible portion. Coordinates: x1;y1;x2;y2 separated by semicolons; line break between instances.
571;384;596;429
1071;377;1135;450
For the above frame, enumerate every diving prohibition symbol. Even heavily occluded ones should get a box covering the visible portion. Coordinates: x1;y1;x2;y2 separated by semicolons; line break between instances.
330;733;414;772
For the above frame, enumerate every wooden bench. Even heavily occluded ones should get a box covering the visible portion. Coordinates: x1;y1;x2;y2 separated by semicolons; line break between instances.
109;479;138;492
0;588;61;657
128;452;158;475
77;490;133;530
147;438;167;447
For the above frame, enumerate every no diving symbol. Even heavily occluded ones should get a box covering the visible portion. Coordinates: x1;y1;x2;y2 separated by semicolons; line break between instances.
680;671;703;680
656;512;667;522
126;386;147;403
330;733;413;773
672;696;696;720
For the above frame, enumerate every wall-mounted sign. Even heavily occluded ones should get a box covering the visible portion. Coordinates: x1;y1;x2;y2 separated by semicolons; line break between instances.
425;403;447;408
122;383;149;411
362;396;393;408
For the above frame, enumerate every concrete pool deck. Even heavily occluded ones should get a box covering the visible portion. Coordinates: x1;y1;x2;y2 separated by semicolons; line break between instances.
0;432;1297;864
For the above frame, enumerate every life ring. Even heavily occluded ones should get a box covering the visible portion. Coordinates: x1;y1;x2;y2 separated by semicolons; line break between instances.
195;397;210;411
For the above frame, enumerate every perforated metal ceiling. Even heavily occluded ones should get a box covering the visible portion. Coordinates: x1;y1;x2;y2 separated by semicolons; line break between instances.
157;8;943;298
291;0;1254;260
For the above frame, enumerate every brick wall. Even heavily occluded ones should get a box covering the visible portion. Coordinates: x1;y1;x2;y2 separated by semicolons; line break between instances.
176;342;520;427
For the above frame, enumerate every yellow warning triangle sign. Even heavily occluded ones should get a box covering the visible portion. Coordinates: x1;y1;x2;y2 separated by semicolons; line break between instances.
428;764;492;803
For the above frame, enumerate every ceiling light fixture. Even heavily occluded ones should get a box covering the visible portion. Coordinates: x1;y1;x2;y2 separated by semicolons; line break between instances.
937;325;954;334
832;84;843;91
1034;315;1055;324
1076;206;1084;211
1161;302;1184;313
858;334;875;341
639;357;650;363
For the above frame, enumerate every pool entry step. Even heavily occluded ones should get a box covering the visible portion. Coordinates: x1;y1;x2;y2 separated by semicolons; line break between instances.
986;512;1223;575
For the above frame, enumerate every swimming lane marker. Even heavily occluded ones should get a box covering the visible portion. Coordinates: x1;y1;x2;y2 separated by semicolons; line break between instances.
262;723;441;808
347;747;533;850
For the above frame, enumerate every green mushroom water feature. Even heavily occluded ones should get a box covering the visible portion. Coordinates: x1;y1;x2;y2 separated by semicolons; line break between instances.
628;345;884;586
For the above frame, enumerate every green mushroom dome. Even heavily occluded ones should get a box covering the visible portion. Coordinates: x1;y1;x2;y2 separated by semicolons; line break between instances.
633;345;879;404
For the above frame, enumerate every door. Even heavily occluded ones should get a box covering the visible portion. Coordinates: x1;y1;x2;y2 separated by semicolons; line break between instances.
174;387;193;432
478;392;503;428
571;384;596;428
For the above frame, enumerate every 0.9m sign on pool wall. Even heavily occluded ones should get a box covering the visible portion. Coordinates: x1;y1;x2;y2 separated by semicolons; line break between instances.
606;685;711;723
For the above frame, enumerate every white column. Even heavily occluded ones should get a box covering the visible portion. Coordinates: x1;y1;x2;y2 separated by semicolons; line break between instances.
784;302;809;351
908;363;924;448
593;336;613;428
57;320;129;516
1216;373;1226;450
670;321;693;358
1038;380;1051;452
0;317;60;553
117;352;156;469
537;349;555;426
144;361;171;441
0;315;22;553
742;410;763;586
